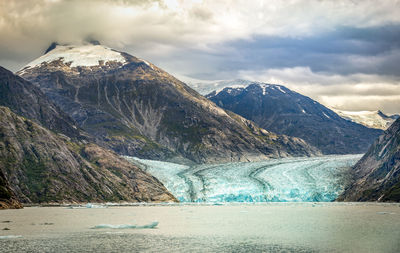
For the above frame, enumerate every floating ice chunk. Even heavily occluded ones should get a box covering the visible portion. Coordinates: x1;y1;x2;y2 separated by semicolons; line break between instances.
91;221;159;229
376;212;396;215
0;235;22;239
67;203;107;209
86;203;107;208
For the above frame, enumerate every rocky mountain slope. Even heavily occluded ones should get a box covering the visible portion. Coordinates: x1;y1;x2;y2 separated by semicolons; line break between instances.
18;43;319;163
0;106;176;204
332;108;399;130
0;66;81;139
0;168;22;209
339;118;400;202
207;82;382;154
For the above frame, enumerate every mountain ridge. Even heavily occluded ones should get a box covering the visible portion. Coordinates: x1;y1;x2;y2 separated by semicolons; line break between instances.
207;82;382;155
0;66;177;205
338;117;400;201
0;105;177;204
18;44;320;163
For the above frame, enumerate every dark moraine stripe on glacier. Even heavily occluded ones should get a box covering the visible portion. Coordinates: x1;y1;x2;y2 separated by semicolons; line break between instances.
124;155;361;202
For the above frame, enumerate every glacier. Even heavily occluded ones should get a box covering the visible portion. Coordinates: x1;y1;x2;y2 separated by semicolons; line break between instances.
124;155;361;202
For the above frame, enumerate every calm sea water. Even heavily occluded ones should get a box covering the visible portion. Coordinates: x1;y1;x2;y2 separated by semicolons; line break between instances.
1;203;399;252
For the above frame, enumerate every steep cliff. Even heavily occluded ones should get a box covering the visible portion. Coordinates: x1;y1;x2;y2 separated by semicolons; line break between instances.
0;168;22;209
339;118;400;201
0;106;176;204
0;66;81;139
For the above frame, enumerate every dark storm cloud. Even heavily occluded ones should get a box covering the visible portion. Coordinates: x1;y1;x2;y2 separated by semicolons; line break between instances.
211;25;400;77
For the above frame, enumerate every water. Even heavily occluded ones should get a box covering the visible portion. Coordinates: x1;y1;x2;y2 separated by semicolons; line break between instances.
1;204;399;252
125;155;361;202
2;155;398;252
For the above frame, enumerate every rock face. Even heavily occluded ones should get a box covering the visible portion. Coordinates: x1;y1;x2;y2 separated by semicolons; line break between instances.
0;106;177;203
339;118;400;202
19;44;320;163
0;66;81;139
0;168;22;209
207;83;382;155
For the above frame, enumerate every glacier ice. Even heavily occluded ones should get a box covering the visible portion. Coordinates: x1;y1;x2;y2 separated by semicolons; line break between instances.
124;155;361;202
91;221;159;229
0;235;22;239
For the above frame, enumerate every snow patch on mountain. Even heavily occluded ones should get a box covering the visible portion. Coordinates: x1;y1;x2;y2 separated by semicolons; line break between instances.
22;44;127;70
189;79;261;95
276;85;286;94
139;58;155;70
322;112;331;119
332;108;399;130
260;84;269;95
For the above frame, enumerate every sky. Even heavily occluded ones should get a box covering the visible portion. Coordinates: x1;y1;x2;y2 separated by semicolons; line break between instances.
1;0;399;114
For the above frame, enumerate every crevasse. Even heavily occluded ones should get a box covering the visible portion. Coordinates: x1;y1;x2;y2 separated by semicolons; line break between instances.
125;155;361;202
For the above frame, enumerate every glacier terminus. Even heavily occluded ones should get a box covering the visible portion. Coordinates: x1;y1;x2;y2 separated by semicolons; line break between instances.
125;155;361;203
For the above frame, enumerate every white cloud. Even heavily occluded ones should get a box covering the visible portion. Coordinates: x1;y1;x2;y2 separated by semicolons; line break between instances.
1;0;400;70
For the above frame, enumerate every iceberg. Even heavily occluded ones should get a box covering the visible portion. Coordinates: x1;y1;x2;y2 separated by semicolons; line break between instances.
91;221;159;229
0;235;22;239
125;155;361;203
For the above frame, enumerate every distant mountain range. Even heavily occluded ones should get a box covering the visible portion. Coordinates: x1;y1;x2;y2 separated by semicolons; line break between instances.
331;108;399;130
206;82;382;154
1;42;398;206
18;43;319;164
339;117;400;201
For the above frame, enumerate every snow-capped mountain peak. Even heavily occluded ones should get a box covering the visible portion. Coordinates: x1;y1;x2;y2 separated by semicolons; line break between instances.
205;81;291;98
189;79;261;95
331;108;399;130
21;44;127;71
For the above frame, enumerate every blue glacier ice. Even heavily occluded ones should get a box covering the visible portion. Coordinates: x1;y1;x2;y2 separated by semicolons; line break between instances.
124;155;361;202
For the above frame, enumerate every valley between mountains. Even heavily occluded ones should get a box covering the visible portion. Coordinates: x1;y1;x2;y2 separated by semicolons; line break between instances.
1;42;400;208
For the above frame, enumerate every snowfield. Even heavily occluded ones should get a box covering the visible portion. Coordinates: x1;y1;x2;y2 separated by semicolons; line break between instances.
332;108;398;130
23;44;127;69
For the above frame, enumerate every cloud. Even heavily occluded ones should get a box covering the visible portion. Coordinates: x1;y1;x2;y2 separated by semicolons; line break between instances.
1;0;400;69
0;0;399;113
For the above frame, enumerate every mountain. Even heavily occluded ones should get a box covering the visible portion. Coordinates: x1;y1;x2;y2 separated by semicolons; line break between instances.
0;106;176;203
0;168;22;209
188;79;257;95
0;66;81;139
332;108;399;130
18;43;320;163
0;66;176;204
207;82;382;155
338;118;400;202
